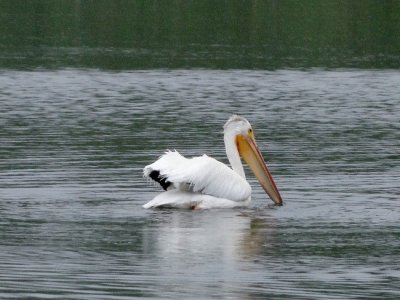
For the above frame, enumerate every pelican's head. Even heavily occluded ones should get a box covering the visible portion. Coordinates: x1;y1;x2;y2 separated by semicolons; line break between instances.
224;115;283;206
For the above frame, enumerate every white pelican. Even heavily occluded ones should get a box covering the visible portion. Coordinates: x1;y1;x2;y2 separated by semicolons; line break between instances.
143;115;283;209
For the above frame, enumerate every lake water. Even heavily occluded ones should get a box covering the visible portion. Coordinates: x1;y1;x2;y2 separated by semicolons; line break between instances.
1;69;399;299
1;1;400;299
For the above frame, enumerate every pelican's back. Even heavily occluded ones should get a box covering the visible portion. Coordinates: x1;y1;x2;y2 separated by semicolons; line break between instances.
144;151;251;203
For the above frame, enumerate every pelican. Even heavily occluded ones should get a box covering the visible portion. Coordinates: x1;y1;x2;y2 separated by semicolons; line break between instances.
143;115;283;209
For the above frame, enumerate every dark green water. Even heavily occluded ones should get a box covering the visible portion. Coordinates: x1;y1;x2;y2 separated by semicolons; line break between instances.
1;0;400;69
1;2;400;299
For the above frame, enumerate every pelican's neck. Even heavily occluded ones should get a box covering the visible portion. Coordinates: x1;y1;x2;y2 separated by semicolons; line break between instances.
224;132;246;179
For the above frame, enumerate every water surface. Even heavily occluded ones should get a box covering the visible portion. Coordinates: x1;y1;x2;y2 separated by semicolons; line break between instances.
1;0;400;70
1;69;399;299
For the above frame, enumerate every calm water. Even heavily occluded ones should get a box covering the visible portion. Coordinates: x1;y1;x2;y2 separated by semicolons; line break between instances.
1;0;400;70
1;69;399;299
1;1;400;299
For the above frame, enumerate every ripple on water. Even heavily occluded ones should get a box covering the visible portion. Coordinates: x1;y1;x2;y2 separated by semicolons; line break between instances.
0;69;399;299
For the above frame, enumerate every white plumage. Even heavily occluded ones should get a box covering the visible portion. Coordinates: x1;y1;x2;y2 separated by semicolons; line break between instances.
143;151;251;209
143;115;283;209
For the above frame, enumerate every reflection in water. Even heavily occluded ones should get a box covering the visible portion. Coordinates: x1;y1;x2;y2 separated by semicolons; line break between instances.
144;211;275;260
141;210;277;298
1;1;400;69
239;216;277;258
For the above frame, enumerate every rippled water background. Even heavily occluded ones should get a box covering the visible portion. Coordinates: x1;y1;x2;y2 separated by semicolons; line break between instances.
1;69;399;299
1;1;400;299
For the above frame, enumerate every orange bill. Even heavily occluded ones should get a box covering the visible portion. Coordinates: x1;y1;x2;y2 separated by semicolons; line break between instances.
236;134;283;205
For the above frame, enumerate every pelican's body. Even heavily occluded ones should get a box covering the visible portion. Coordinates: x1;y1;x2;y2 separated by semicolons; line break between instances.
143;115;283;209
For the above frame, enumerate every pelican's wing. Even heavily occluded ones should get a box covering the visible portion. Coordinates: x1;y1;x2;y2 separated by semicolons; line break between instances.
144;151;251;202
